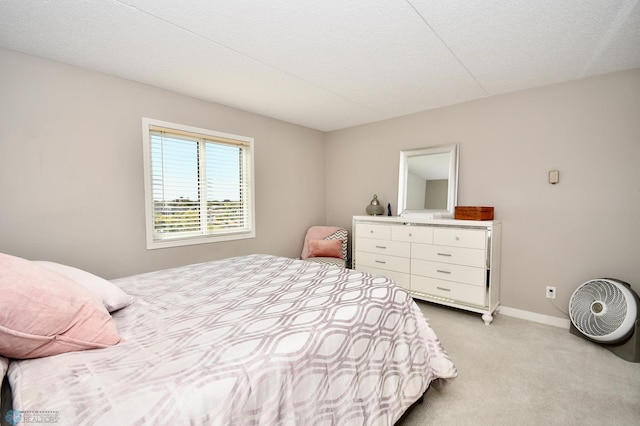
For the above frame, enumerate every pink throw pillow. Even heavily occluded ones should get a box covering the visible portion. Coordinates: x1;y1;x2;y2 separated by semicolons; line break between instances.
0;253;121;359
307;239;344;259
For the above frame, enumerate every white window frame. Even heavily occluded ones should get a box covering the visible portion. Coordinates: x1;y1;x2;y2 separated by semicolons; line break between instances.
142;118;255;249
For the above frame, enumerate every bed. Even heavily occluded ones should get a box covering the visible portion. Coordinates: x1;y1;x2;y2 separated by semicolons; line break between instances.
1;253;456;425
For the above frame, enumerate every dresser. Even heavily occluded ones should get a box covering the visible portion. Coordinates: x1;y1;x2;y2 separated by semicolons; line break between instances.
352;215;501;324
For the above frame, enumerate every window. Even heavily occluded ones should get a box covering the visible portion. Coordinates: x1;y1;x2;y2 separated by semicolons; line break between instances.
142;118;255;249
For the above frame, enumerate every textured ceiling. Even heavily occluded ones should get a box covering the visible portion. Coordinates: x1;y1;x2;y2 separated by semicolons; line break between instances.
1;0;639;131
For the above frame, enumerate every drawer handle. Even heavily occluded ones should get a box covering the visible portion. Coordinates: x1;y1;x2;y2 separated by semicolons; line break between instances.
375;260;386;264
436;286;451;292
375;245;387;249
437;252;452;257
436;270;451;274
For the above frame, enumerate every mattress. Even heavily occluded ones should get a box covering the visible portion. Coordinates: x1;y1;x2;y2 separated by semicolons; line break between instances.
7;254;456;425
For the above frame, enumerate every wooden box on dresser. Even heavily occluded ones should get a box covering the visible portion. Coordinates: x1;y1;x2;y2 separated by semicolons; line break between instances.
352;215;502;325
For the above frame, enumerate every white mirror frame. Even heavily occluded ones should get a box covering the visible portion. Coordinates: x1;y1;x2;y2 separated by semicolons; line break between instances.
397;144;459;219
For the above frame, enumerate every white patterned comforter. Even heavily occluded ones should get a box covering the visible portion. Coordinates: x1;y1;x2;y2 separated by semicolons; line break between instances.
8;255;456;425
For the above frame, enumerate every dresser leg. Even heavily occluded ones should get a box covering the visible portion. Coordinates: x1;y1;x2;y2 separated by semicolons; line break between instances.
482;313;494;325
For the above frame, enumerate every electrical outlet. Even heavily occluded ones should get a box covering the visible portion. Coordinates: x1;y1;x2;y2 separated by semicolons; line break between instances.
546;286;556;299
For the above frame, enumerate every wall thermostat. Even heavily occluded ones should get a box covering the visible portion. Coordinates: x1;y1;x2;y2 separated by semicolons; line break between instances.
549;170;560;184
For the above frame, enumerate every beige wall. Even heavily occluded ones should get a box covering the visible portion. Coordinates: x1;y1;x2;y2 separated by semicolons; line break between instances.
0;48;326;279
326;68;640;319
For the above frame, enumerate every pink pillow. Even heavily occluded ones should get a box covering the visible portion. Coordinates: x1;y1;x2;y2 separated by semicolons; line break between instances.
307;239;344;259
300;226;344;259
0;253;121;359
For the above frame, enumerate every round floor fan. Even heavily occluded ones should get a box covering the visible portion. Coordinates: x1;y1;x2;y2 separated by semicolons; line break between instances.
569;278;640;362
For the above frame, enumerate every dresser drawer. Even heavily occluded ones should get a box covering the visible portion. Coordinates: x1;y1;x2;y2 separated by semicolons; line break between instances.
356;265;411;290
411;259;486;287
391;225;434;243
412;243;486;268
356;237;410;257
434;228;486;249
356;251;410;274
356;223;391;240
411;275;486;306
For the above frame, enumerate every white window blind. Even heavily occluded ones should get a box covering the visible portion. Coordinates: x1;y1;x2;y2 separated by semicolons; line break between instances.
143;118;255;249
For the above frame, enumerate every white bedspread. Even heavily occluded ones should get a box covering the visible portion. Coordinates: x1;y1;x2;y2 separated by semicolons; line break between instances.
8;254;456;425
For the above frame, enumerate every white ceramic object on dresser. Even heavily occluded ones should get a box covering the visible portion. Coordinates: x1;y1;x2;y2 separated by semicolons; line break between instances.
352;215;501;325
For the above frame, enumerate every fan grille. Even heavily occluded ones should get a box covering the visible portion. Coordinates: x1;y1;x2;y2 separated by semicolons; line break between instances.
569;279;627;338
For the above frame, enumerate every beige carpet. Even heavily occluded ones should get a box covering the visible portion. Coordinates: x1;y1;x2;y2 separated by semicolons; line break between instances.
398;301;640;426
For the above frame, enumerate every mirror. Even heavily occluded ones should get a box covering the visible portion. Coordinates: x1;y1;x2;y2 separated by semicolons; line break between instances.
397;144;459;218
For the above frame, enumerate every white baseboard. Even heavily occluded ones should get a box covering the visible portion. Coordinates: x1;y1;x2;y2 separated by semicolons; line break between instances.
498;306;570;329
